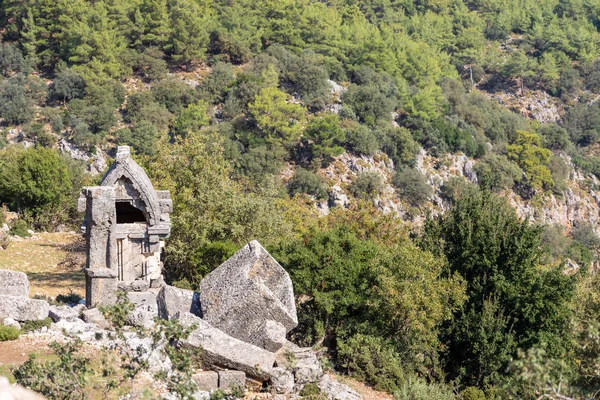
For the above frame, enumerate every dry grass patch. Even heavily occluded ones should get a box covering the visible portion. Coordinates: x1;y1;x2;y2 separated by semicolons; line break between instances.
0;232;85;298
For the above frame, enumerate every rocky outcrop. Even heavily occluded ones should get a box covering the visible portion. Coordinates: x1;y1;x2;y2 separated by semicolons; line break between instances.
199;241;297;351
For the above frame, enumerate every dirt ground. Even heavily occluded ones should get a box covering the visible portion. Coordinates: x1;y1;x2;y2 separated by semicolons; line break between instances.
0;232;85;298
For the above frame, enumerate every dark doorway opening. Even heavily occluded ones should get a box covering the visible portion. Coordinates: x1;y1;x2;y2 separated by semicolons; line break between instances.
116;202;147;224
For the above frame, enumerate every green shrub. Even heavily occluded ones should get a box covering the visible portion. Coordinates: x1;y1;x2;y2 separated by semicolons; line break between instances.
394;378;456;400
9;219;30;237
393;168;432;207
461;386;486;400
348;171;384;199
337;333;406;392
345;124;379;156
0;325;20;341
20;318;51;333
288;169;328;199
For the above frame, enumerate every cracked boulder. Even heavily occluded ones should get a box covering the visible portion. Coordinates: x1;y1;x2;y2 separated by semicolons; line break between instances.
199;241;297;351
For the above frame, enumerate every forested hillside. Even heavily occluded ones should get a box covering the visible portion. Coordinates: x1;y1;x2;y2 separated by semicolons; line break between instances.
1;0;600;398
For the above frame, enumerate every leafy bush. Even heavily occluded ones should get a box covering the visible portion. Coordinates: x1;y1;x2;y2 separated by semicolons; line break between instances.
20;318;52;333
348;171;384;199
151;78;196;114
393;168;432;207
342;84;395;126
0;324;20;341
337;334;406;392
394;378;456;400
474;154;522;192
50;68;86;104
345;124;379;156
288;169;328;199
116;121;159;156
9;219;30;237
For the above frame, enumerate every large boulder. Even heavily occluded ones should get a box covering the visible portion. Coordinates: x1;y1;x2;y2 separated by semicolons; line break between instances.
177;312;276;380
199;241;297;350
317;375;362;400
0;270;30;297
0;295;49;321
157;285;201;320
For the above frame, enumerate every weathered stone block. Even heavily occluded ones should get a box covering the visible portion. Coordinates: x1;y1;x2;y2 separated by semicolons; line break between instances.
2;317;20;330
177;312;276;380
81;308;110;329
199;241;297;350
269;367;294;394
0;270;29;297
48;305;82;322
118;280;150;292
85;268;118;308
192;371;219;392
127;291;157;308
157;285;201;320
249;320;287;352
218;370;246;392
0;295;49;321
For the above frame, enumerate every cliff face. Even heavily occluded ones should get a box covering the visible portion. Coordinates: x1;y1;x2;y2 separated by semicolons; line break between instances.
310;148;600;237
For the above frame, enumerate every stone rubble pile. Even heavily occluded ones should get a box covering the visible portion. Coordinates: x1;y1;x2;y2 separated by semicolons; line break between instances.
0;240;362;400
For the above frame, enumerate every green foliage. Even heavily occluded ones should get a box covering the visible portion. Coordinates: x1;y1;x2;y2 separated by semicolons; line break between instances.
116;121;159;156
474;154;522;192
174;100;211;137
507;131;554;191
151;77;195;114
304;113;345;161
394;378;456;400
342;84;395;126
422;186;575;387
20;318;52;333
288;169;327;200
0;75;35;125
9;219;30;237
337;334;406;392
348;171;384;200
0;324;20;341
197;63;235;104
249;87;306;147
0;146;81;228
345;123;379;156
50;68;86;104
393;168;432;207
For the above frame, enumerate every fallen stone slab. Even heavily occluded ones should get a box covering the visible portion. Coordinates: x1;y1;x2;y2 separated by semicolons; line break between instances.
177;312;276;380
317;375;362;400
0;270;30;297
0;295;49;322
81;308;110;329
218;370;245;392
199;241;297;350
192;371;219;392
48;305;83;323
157;284;201;320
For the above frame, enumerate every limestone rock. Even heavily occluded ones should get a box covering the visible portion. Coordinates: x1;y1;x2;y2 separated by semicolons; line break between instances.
126;304;158;329
48;305;82;323
81;308;110;329
317;375;362;400
0;376;47;400
127;291;157;308
0;270;30;297
118;280;150;292
177;312;276;380
192;371;219;392
199;241;297;351
275;341;323;385
2;317;21;330
123;334;172;374
0;295;49;322
269;367;295;394
248;320;287;352
218;370;246;392
157;285;201;320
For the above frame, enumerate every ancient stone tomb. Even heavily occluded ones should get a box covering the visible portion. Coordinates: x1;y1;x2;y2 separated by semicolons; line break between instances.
79;146;172;307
